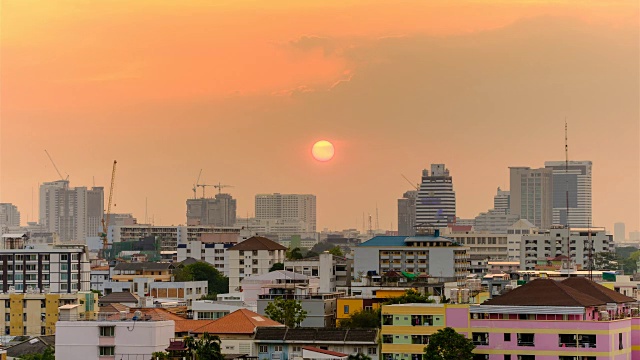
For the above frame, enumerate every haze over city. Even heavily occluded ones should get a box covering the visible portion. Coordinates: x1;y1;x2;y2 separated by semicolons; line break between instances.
1;0;638;233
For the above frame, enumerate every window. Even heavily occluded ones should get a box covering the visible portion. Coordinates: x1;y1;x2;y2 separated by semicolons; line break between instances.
472;332;489;346
368;347;377;355
292;346;302;352
353;347;362;354
60;254;68;261
504;356;510;360
516;356;534;360
382;335;393;343
619;333;623;350
504;333;511;342
99;346;115;356
517;333;534;346
100;326;115;337
344;305;349;314
259;345;268;353
274;345;283;352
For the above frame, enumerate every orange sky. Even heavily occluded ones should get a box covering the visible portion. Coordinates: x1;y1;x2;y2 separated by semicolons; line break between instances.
1;0;638;234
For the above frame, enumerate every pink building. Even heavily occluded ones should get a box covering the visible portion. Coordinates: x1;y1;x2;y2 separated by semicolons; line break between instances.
470;277;638;360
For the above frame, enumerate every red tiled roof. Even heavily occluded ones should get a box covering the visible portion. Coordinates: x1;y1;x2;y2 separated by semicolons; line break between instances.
561;277;636;304
482;278;606;307
91;266;110;271
302;346;348;357
229;237;287;251
174;319;216;333
191;309;283;334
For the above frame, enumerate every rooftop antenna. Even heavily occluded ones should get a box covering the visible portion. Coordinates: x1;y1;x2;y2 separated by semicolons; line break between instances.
375;204;380;230
588;215;593;281
193;169;202;199
564;119;572;269
368;214;372;236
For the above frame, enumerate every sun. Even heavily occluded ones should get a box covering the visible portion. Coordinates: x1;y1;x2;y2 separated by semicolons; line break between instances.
311;140;335;162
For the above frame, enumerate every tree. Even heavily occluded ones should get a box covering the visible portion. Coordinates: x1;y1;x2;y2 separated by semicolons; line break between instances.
264;297;307;327
20;348;55;360
270;262;285;271
151;351;170;359
348;353;372;360
328;246;344;257
286;247;303;260
184;332;225;360
302;251;319;259
385;289;433;305
310;242;334;254
594;252;618;270
174;262;229;295
424;327;475;360
338;308;381;329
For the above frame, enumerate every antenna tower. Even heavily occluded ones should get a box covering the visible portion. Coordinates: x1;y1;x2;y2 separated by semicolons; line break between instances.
375;205;379;230
564;120;571;268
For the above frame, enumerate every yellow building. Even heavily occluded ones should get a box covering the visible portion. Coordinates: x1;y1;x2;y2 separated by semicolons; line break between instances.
0;291;98;336
380;303;470;360
337;288;419;326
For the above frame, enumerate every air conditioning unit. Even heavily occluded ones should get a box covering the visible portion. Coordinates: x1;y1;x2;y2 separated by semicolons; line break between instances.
578;335;583;341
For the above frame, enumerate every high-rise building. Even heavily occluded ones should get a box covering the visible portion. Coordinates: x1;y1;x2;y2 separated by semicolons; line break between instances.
509;167;553;230
614;222;626;242
186;193;237;227
493;187;510;214
0;203;20;227
39;180;104;241
255;194;316;232
397;190;417;236
415;164;456;228
545;161;593;227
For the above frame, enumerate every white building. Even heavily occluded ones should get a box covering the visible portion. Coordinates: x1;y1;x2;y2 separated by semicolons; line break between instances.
506;219;539;263
520;227;610;270
545;161;593;228
227;236;286;293
440;228;508;260
39;180;104;242
493;187;510;213
284;253;351;293
236;218;318;242
0;203;20;227
102;279;208;307
416;164;456;228
0;240;90;293
186;193;237;227
90;266;111;293
473;210;520;233
614;222;626;242
255;193;316;232
239;270;316;307
176;240;234;276
55;311;174;360
191;300;244;320
108;224;241;244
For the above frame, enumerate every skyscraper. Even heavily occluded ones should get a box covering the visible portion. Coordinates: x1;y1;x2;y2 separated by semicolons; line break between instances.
614;222;626;242
39;180;104;241
493;187;510;214
255;194;316;232
544;161;593;227
509;167;553;230
186;193;237;227
0;203;20;227
416;164;456;228
397;190;417;236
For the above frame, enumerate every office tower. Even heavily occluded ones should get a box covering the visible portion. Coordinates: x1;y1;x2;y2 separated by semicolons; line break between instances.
493;187;510;214
545;161;593;227
255;194;316;232
416;164;456;228
39;180;104;241
0;203;20;227
186;193;237;227
509;167;553;230
397;190;418;236
614;223;626;242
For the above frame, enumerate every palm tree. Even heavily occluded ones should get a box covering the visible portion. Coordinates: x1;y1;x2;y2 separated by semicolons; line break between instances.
184;333;224;360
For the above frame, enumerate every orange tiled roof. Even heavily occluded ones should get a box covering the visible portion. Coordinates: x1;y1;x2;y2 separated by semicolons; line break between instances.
91;266;110;271
174;319;216;333
192;309;283;334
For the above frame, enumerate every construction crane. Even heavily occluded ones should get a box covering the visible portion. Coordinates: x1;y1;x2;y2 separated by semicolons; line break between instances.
101;160;117;250
197;184;216;198
192;169;202;199
214;182;233;195
44;150;69;181
401;174;419;191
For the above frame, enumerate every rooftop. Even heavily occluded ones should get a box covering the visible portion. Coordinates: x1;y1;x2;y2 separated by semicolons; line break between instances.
358;235;458;247
191;309;283;334
482;278;607;307
303;346;348;358
113;262;174;271
561;277;635;304
229;236;287;251
98;292;139;304
254;327;378;342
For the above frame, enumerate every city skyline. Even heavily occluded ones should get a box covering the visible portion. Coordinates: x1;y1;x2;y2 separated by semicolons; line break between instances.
1;1;638;233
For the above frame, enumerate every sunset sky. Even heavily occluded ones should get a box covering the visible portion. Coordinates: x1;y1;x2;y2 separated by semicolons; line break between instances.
1;0;638;234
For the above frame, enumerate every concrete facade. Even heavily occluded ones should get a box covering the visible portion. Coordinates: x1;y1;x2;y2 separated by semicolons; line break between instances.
545;160;593;228
176;241;235;276
186;193;237;227
398;191;418;236
255;193;317;232
0;204;20;228
284;253;351;293
416;164;456;228
509;167;553;230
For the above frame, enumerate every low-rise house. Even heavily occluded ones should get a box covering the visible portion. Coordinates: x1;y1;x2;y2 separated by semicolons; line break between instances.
191;300;244;320
110;262;174;282
253;327;379;360
284;253;352;293
97;291;140;308
4;335;54;359
102;278;208;306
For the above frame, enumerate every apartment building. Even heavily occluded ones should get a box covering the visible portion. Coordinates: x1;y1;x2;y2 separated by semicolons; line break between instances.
545;160;593;228
55;310;174;360
520;227;610;270
0;291;97;336
176;240;235;276
284;253;351;293
0;204;20;227
509;167;553;230
255;193;316;232
398;190;418;236
227;236;286;293
108;224;241;244
439;228;508;260
253;327;379;360
102;278;208;306
0;243;90;293
381;277;638;360
416;164;456;228
353;229;469;286
506;219;538;263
